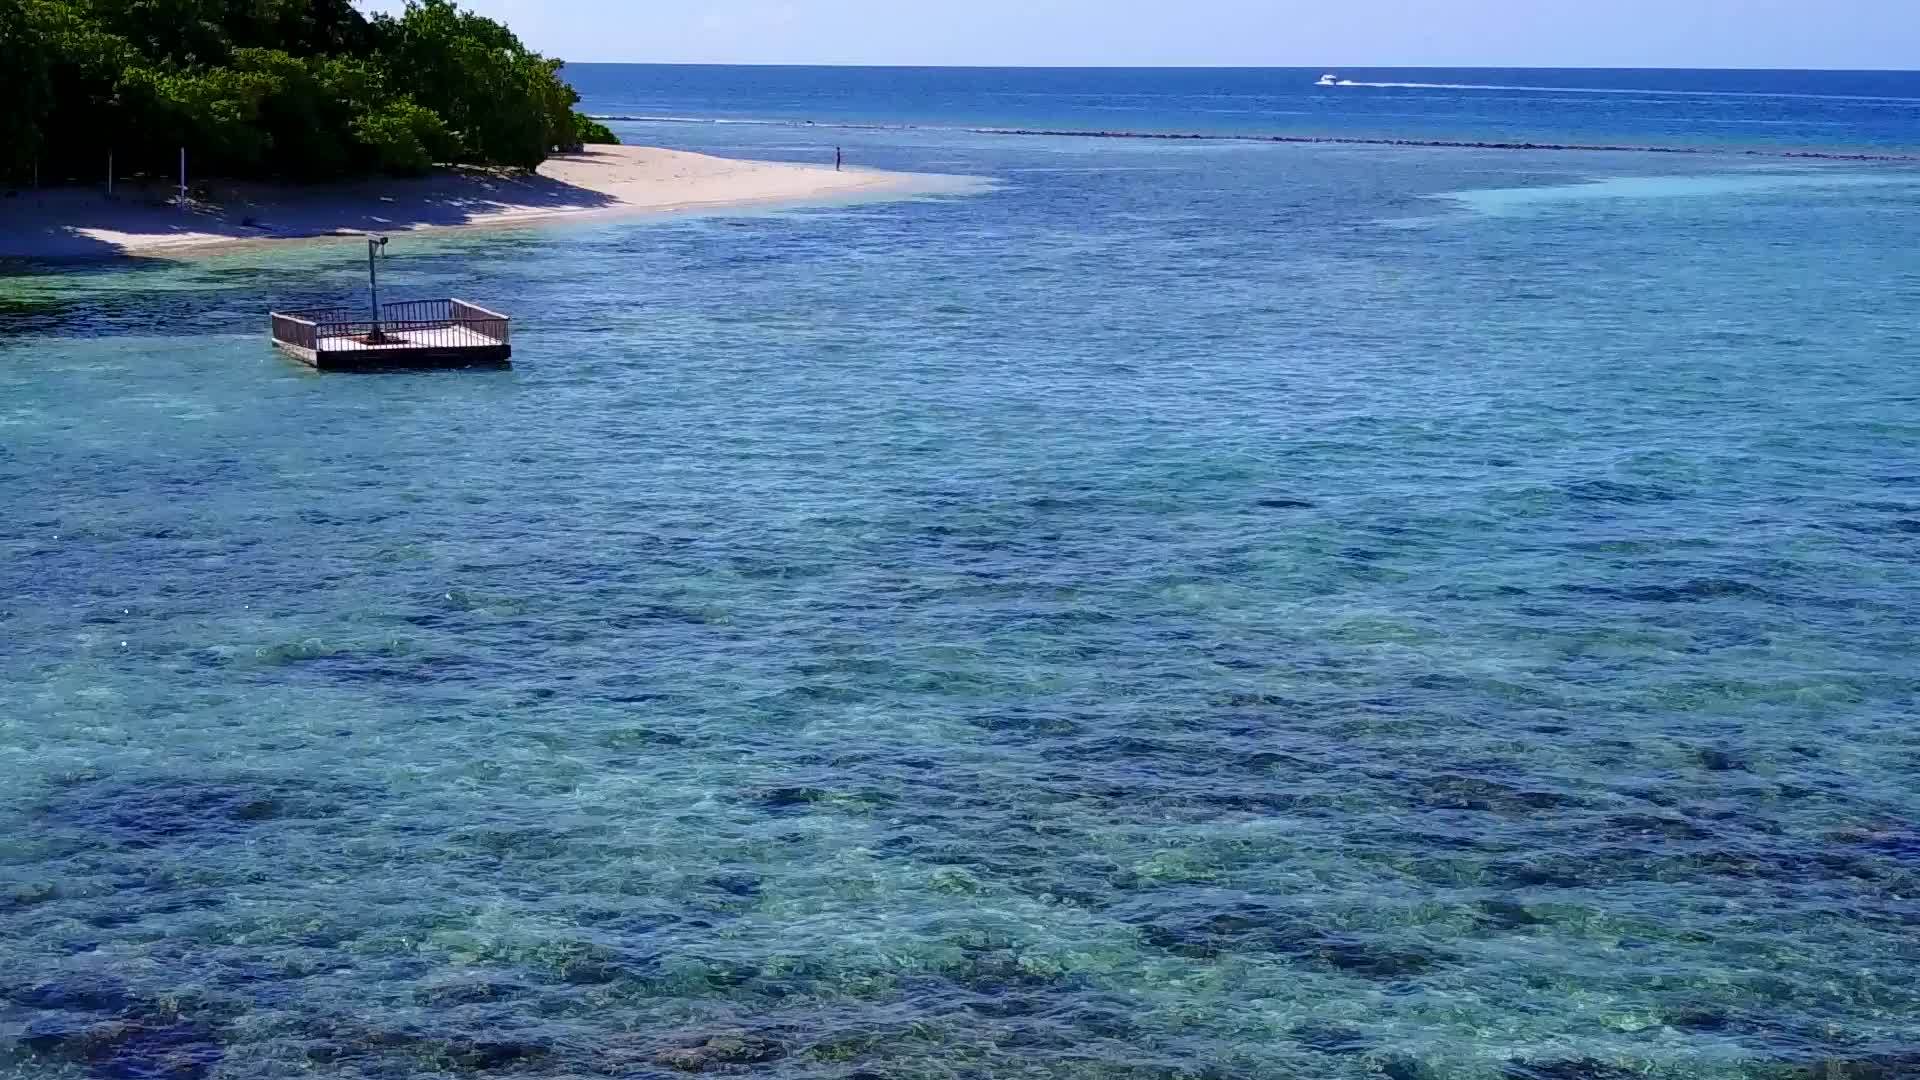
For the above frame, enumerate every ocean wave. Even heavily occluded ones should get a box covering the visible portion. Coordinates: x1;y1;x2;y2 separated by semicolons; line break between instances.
587;114;793;125
589;114;914;133
1322;80;1920;105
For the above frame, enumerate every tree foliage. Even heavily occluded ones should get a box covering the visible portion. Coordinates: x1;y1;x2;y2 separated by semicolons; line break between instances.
352;99;457;177
3;0;613;184
575;116;619;147
0;0;54;174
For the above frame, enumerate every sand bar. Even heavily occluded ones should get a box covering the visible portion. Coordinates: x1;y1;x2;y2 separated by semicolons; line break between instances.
1;145;947;260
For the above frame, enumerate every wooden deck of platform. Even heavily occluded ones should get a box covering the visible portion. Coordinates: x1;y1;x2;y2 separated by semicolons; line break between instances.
270;299;512;371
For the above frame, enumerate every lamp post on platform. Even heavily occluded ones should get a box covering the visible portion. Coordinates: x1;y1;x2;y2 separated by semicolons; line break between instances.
367;235;389;342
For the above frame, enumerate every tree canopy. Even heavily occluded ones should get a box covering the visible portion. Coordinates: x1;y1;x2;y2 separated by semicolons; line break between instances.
1;0;616;185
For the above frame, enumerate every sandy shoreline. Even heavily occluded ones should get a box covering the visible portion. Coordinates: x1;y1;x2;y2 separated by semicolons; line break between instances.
0;145;942;260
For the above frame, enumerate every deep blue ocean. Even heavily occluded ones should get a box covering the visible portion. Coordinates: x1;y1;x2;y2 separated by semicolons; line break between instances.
564;65;1920;152
4;67;1920;1080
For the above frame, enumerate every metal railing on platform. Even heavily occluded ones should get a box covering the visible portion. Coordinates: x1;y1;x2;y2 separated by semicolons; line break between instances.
269;312;319;353
268;298;511;352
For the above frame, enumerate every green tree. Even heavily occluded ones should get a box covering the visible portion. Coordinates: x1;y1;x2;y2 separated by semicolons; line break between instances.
118;64;278;173
0;0;51;176
230;48;357;176
352;99;455;175
575;116;619;147
2;0;608;184
372;0;605;167
85;0;229;66
20;0;141;182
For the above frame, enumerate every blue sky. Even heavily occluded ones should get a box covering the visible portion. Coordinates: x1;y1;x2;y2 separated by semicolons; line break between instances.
357;1;1920;69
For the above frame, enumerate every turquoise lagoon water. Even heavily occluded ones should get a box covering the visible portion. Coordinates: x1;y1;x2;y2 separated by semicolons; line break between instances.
4;69;1920;1080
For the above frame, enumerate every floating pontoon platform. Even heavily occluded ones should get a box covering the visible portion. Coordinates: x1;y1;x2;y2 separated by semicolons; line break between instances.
269;298;512;371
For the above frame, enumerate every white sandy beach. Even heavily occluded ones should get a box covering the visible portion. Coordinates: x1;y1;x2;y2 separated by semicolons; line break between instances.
0;145;931;259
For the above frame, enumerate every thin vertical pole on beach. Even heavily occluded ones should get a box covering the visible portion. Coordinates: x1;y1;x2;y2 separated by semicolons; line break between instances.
107;151;113;198
178;147;186;210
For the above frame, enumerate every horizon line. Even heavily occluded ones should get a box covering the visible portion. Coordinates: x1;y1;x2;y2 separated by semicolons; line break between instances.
556;61;1920;74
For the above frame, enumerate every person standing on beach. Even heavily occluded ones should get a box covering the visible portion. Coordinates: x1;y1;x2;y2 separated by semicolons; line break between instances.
835;147;843;171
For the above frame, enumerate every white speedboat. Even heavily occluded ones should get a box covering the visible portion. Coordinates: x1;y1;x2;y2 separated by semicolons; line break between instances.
1317;73;1340;87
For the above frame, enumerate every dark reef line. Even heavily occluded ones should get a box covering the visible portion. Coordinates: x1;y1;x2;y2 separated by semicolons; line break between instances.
587;114;1919;161
971;127;1920;161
